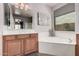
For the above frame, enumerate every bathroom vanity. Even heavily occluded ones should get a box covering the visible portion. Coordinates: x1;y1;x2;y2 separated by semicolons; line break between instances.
2;3;39;56
3;33;38;56
3;3;39;56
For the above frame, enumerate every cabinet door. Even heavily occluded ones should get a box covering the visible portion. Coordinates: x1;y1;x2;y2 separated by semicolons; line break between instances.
6;40;23;56
24;39;31;54
76;34;79;56
31;38;38;51
3;40;8;56
75;45;79;56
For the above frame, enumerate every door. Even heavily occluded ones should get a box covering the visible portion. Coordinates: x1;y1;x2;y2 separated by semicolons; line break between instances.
30;34;38;51
31;38;38;51
4;40;23;56
76;34;79;56
24;38;31;54
75;45;79;56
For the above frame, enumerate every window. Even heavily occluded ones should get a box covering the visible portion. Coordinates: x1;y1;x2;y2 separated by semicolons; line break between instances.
55;12;75;31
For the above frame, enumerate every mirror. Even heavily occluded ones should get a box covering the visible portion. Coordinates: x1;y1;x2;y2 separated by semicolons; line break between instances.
4;3;32;30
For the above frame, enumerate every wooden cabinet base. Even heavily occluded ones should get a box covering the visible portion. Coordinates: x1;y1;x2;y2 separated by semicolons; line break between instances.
3;33;38;56
75;45;79;56
75;34;79;56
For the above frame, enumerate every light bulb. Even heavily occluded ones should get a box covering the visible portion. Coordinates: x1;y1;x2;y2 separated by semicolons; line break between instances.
15;3;19;8
25;5;30;11
20;3;25;9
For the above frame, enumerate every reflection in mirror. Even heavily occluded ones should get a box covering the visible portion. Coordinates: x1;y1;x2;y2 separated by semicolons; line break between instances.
14;17;32;29
4;3;32;30
4;3;10;26
14;19;23;29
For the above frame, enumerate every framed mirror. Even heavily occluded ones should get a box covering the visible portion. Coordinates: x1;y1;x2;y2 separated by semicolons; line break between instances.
4;3;32;30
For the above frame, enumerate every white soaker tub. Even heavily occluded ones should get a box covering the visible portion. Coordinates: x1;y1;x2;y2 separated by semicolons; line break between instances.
38;32;76;56
39;37;76;45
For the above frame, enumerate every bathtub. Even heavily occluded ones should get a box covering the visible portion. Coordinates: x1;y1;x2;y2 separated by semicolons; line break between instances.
38;33;76;56
39;36;76;45
38;31;76;44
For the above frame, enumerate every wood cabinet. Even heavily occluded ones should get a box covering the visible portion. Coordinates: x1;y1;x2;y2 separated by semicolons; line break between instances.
75;45;79;56
24;38;32;54
24;34;38;54
75;34;79;56
30;34;38;51
3;33;38;56
3;40;23;56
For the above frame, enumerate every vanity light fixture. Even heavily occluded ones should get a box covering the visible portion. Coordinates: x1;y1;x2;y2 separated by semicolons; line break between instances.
14;3;30;11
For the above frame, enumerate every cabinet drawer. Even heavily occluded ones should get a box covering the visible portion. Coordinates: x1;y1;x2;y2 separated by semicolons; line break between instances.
30;34;38;38
3;36;15;40
17;35;29;39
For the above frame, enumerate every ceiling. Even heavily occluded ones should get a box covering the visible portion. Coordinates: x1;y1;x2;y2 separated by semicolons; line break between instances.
42;3;58;7
28;3;60;8
10;3;62;17
11;3;61;8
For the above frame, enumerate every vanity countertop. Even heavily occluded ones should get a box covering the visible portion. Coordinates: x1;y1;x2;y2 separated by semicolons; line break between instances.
3;29;37;35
